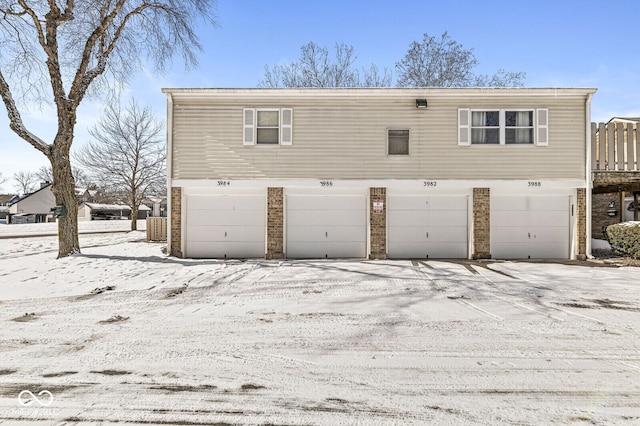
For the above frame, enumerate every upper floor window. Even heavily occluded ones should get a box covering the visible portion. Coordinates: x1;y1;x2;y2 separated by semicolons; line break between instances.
505;111;534;144
459;108;548;146
257;110;280;144
471;111;500;144
243;108;293;146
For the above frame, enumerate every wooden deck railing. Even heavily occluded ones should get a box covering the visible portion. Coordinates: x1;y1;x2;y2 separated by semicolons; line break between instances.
591;122;640;171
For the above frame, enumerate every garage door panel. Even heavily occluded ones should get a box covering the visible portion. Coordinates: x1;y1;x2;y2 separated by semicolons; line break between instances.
387;195;468;259
529;226;570;243
287;225;364;242
491;243;531;259
528;196;569;211
389;197;426;210
387;211;429;226
492;196;528;211
428;197;468;210
491;211;530;227
427;226;468;243
492;228;531;244
388;242;467;259
287;195;365;211
287;242;366;258
187;225;265;243
287;209;366;226
387;207;466;226
491;195;569;259
529;242;568;259
388;196;467;211
188;195;264;211
286;194;366;258
428;210;468;226
530;211;568;227
185;194;265;258
188;242;264;259
188;209;262;226
389;226;467;243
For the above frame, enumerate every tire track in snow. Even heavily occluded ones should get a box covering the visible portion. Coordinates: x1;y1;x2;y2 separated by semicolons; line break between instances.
471;265;607;324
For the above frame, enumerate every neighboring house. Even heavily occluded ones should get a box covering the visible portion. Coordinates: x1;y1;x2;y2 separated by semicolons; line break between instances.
606;117;640;126
8;182;56;223
591;117;640;238
163;87;596;260
78;202;151;221
142;197;167;217
76;188;99;204
0;194;19;219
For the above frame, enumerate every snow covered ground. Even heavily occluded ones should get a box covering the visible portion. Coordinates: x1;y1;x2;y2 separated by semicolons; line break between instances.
0;228;639;425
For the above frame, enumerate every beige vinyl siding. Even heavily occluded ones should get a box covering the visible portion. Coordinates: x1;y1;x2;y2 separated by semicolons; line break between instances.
9;187;55;215
169;89;591;181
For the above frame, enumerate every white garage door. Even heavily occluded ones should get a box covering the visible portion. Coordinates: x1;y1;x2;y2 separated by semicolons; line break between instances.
388;195;468;259
185;194;265;258
491;196;570;259
286;195;367;258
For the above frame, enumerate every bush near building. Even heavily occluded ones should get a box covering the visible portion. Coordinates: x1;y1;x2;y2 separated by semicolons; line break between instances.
606;222;640;258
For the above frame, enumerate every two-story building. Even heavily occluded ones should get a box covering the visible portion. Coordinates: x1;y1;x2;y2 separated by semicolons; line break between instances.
163;88;596;260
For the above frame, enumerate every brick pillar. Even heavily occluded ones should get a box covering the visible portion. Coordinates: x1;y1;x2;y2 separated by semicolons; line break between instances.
266;187;284;260
577;188;587;260
170;187;183;258
473;188;491;259
369;187;387;260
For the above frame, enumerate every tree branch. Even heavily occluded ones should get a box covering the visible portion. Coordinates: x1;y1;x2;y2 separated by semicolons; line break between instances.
0;69;50;155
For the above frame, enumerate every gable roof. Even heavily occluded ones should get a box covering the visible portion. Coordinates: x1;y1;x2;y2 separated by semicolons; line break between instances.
81;203;152;211
606;117;640;124
10;183;52;206
0;194;18;204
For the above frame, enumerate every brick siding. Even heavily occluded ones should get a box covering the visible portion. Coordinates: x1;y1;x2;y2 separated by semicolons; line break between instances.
473;188;491;259
577;188;587;260
266;187;284;259
369;187;387;260
170;187;183;257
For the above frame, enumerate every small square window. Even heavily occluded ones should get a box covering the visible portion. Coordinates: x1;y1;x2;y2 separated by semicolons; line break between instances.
388;129;409;155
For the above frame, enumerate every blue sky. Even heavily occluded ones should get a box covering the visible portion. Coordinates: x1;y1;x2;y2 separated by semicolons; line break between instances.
2;0;640;191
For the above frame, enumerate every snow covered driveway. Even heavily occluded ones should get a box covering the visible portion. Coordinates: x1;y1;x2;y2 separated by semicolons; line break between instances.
0;231;639;425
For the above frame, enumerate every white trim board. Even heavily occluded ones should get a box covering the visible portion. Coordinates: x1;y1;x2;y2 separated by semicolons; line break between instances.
173;179;586;192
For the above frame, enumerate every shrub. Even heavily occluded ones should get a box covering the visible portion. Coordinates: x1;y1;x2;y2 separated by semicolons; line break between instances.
606;222;640;258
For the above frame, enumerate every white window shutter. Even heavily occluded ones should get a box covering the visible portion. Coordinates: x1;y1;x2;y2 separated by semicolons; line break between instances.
243;108;255;145
280;108;293;145
458;108;470;146
536;108;549;146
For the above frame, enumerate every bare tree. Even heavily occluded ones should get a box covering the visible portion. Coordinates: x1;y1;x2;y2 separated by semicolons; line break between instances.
0;1;217;258
396;32;525;87
13;170;38;196
361;64;393;88
33;166;53;185
0;172;7;191
75;100;165;231
259;41;392;88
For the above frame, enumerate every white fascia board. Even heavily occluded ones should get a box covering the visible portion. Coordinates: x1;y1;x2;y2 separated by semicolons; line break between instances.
174;179;586;193
161;87;597;100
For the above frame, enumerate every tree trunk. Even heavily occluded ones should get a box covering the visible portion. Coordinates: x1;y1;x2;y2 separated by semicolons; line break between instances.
131;206;138;231
49;107;80;258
